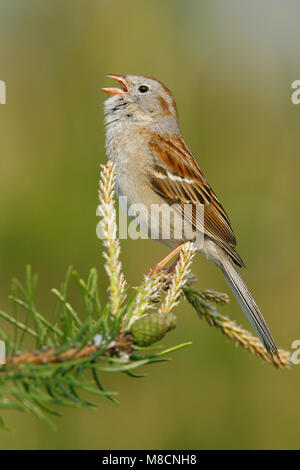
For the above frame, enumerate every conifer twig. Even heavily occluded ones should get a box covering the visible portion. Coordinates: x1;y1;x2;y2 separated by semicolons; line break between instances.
98;162;127;318
0;161;291;431
159;242;196;315
124;274;164;329
184;287;290;370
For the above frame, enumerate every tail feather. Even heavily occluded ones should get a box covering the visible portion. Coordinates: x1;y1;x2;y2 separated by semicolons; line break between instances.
220;257;278;357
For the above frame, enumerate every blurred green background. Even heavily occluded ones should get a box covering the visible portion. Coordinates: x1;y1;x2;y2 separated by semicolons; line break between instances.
0;0;299;450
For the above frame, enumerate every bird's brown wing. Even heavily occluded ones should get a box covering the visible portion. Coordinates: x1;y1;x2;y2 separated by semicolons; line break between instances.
148;134;245;267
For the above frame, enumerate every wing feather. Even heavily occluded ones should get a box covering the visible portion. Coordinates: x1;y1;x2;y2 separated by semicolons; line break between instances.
149;135;245;267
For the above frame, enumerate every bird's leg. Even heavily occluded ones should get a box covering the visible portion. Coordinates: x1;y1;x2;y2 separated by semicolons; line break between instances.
149;244;183;277
165;254;181;274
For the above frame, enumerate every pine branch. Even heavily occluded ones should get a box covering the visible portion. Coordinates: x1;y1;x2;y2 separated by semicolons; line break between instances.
0;162;291;431
184;288;290;369
98;162;127;319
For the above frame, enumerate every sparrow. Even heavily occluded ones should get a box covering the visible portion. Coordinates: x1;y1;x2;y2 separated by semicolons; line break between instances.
101;73;278;357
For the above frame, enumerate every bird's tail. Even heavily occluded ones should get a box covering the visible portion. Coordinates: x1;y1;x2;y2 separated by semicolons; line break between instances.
220;256;278;357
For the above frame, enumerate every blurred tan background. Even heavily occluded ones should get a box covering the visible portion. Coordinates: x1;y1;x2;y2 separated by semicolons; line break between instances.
0;0;299;449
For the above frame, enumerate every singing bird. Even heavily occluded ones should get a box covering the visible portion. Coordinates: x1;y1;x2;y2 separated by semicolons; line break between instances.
101;74;278;357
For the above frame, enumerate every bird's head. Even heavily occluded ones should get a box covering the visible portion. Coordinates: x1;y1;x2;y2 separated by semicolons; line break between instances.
101;74;180;132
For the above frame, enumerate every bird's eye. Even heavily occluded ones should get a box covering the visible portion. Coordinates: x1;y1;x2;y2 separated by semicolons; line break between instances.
138;85;149;93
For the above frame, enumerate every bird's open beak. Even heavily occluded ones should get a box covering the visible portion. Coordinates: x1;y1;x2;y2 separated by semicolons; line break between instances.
101;74;129;95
